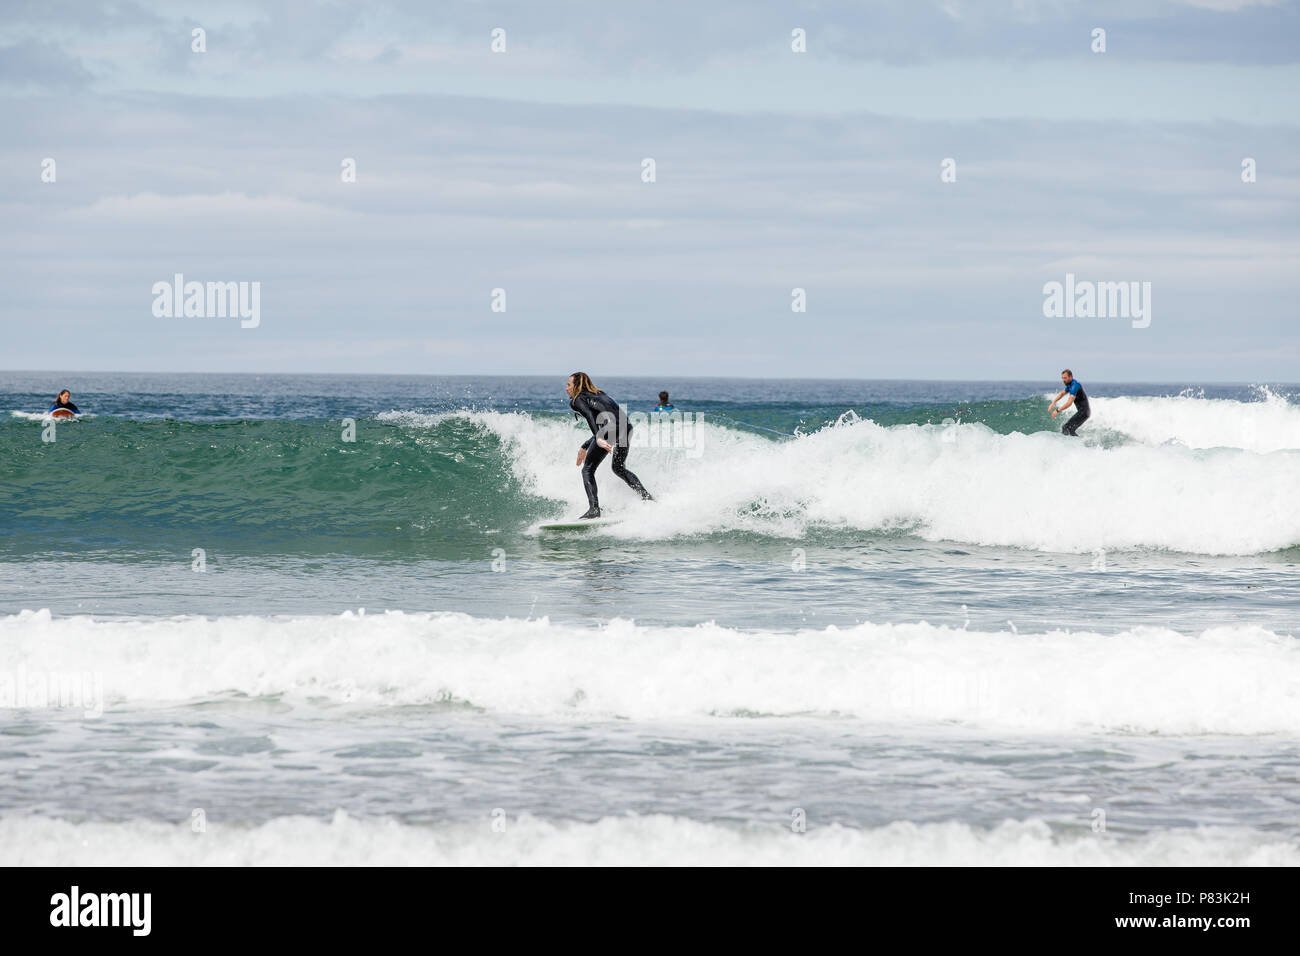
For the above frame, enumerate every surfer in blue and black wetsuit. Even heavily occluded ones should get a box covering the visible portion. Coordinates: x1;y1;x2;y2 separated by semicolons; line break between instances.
566;372;653;519
49;389;79;414
1049;369;1089;436
653;391;675;412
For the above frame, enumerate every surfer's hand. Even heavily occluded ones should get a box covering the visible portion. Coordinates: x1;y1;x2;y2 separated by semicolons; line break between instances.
576;449;586;466
1050;407;1058;419
596;439;613;452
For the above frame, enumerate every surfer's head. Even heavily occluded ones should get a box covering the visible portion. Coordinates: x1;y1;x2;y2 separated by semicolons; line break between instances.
659;391;669;404
566;372;600;399
57;389;71;403
1060;369;1073;385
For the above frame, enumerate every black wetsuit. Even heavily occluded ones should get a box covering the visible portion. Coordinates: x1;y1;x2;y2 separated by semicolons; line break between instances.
50;399;79;414
1061;380;1089;436
570;391;652;515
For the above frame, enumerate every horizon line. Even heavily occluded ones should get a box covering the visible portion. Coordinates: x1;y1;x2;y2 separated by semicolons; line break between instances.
2;369;1294;388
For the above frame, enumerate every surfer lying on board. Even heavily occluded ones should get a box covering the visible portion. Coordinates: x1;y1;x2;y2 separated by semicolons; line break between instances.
566;372;654;519
49;389;79;415
1049;369;1089;436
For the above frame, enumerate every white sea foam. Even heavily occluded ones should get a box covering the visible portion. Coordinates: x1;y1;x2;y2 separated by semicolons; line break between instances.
1;811;1294;866
8;410;88;421
3;609;1296;734
1089;388;1300;453
398;407;1300;555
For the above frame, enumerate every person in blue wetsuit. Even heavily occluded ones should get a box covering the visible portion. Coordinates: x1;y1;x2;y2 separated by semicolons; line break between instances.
1049;369;1090;436
653;390;675;412
49;389;79;414
566;371;653;519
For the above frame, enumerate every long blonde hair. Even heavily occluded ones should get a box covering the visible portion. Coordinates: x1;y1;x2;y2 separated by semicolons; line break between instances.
569;371;602;395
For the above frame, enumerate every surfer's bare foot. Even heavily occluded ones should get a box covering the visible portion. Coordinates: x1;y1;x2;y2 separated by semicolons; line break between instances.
579;507;601;519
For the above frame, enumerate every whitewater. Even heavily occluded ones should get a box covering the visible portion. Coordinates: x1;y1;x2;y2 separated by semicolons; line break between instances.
4;609;1297;736
433;403;1300;555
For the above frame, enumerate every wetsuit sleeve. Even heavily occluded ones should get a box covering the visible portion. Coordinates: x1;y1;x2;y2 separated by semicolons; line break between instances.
1067;382;1080;397
571;397;598;449
571;413;593;449
68;402;79;413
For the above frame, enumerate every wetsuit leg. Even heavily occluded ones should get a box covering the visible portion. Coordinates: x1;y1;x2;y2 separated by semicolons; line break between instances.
1062;407;1090;436
611;445;653;500
580;442;609;512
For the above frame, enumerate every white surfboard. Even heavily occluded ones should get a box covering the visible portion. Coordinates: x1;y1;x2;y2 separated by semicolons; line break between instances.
538;517;623;531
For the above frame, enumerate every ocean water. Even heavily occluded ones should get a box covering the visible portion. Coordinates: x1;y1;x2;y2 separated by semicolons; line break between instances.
1;372;1298;865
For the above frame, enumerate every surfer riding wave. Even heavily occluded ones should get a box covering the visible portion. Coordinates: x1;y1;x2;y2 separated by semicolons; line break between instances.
566;372;653;519
1050;369;1089;436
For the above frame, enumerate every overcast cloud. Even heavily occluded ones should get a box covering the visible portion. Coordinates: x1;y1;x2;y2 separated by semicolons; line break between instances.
1;1;1296;378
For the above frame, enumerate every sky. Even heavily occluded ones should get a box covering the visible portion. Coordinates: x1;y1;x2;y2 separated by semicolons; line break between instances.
1;0;1297;380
